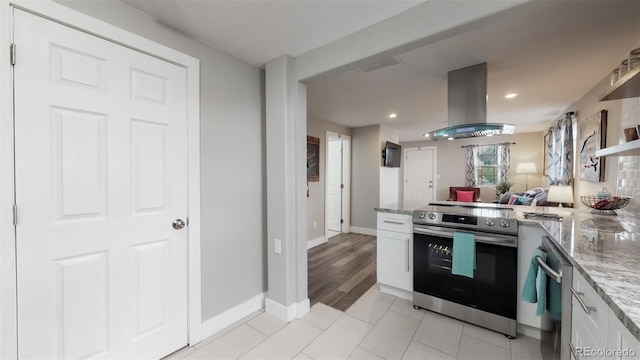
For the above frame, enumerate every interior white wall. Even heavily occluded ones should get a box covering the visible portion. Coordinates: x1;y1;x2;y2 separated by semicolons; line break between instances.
306;118;352;242
54;0;266;323
379;125;400;208
403;132;545;201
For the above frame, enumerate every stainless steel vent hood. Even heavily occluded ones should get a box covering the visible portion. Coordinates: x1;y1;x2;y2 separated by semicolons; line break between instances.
425;63;515;140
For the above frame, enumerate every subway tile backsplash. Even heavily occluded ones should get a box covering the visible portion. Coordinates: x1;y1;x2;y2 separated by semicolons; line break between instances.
617;98;640;213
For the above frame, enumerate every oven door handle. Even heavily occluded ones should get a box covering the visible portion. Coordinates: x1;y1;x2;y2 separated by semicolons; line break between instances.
413;226;517;247
536;256;562;283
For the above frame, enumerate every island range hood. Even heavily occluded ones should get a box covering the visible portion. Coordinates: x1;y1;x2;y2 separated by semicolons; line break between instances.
426;63;515;140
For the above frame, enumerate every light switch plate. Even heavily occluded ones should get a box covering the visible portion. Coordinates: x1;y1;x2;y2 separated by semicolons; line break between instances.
274;238;282;254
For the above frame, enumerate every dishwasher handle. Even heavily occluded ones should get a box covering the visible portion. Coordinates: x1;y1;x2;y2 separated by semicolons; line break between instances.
535;255;562;283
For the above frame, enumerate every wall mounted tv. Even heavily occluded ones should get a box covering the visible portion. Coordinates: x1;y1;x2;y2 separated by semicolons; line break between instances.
382;141;402;167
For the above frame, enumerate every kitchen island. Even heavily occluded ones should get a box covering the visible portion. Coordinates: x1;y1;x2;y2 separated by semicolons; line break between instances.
375;204;640;343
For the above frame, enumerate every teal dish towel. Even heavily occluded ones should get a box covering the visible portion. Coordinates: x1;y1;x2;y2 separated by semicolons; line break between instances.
547;277;562;321
521;249;547;316
452;232;476;278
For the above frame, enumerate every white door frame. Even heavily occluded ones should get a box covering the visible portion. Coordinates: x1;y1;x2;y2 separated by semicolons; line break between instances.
403;146;437;208
0;2;202;357
324;131;350;237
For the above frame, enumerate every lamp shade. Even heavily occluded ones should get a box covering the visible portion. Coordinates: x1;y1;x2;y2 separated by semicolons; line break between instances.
516;162;537;174
547;185;574;204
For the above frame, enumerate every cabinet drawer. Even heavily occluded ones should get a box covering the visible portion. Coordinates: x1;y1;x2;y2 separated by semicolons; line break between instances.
377;213;412;233
572;271;608;348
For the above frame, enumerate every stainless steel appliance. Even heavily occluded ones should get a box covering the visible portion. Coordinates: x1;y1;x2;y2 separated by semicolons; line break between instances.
537;235;573;360
412;204;518;337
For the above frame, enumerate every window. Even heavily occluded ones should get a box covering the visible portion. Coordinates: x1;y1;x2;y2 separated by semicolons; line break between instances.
477;145;498;185
464;142;511;187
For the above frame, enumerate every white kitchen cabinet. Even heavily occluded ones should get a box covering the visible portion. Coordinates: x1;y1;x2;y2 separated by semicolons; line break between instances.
571;271;609;359
569;270;640;360
376;212;413;299
607;308;640;360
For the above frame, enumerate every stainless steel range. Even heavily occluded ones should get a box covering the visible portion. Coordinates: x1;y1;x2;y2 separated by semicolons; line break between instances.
412;204;518;338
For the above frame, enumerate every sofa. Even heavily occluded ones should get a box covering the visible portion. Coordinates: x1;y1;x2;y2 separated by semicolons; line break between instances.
496;187;567;207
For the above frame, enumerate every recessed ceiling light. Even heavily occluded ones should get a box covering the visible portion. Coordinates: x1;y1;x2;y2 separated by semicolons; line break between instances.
448;137;454;141
505;93;518;99
388;113;397;119
424;133;430;137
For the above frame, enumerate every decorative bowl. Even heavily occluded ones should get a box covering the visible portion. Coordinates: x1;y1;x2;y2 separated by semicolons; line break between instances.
580;196;630;215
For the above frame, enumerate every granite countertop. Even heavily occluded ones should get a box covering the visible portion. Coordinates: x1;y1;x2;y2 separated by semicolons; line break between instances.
374;207;415;215
514;207;640;341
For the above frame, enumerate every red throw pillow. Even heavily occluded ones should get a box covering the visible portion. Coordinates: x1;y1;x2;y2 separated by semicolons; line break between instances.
456;190;475;202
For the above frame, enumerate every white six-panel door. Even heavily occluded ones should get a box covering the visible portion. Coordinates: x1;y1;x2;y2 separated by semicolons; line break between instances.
14;9;188;359
403;147;436;209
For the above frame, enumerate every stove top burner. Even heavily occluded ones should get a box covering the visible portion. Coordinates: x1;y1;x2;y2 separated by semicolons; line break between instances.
412;203;518;235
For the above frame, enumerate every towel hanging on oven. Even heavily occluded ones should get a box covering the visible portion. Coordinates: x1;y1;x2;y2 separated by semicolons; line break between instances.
522;249;547;316
452;232;476;278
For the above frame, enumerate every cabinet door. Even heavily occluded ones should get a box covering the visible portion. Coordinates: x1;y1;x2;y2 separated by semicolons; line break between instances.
377;230;412;291
607;308;640;360
571;303;604;360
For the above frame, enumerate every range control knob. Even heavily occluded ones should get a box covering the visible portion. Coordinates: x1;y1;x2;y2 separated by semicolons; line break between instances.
485;219;495;226
417;212;426;219
499;219;511;228
427;213;437;220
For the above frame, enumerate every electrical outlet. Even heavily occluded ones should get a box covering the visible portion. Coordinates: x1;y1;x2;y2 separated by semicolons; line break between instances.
313;221;317;229
274;238;282;254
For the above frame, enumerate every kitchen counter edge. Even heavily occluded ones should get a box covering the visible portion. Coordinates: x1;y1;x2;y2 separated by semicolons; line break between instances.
515;207;640;342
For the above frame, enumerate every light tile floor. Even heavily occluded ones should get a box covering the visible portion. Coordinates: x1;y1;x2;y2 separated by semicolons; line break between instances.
164;286;546;360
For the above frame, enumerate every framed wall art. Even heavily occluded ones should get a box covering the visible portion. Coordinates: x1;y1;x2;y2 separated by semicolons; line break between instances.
307;136;320;182
579;110;607;182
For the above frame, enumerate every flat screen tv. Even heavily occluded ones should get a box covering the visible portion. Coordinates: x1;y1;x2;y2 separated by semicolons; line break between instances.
382;141;402;167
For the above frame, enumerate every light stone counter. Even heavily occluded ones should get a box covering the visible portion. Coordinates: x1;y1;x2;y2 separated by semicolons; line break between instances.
514;206;640;341
374;207;414;215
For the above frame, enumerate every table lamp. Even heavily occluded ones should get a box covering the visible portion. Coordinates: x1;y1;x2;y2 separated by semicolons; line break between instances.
516;162;537;190
547;185;574;207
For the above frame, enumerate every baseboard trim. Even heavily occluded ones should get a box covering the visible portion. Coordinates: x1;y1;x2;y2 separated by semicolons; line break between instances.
307;236;326;249
192;292;265;345
350;226;376;236
296;298;310;319
265;298;310;322
379;284;412;301
517;323;543;340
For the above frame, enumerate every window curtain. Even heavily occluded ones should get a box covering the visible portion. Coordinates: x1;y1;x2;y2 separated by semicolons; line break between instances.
496;142;511;182
465;145;479;186
547;112;575;185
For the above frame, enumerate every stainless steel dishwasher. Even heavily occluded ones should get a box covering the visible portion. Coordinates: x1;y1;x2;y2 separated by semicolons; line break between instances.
537;235;573;360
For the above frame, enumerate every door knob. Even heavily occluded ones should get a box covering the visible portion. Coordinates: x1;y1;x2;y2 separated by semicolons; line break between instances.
172;219;186;230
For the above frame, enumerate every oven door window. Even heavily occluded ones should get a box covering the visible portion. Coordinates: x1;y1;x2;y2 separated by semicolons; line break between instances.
414;233;517;319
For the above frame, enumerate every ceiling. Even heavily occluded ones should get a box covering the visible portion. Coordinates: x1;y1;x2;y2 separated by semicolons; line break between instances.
121;0;640;143
120;0;424;67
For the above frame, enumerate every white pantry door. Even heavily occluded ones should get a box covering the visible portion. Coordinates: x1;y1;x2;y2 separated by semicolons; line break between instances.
14;10;188;359
403;147;435;209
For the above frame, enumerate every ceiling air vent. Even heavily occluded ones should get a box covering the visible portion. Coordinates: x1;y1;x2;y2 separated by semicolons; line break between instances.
357;56;403;74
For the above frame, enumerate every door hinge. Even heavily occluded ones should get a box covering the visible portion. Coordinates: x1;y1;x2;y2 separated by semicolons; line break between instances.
10;43;16;66
340;184;344;189
340;219;344;224
12;204;17;225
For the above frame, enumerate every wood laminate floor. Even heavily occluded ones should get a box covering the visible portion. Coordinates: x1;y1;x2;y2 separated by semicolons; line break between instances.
307;232;376;311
